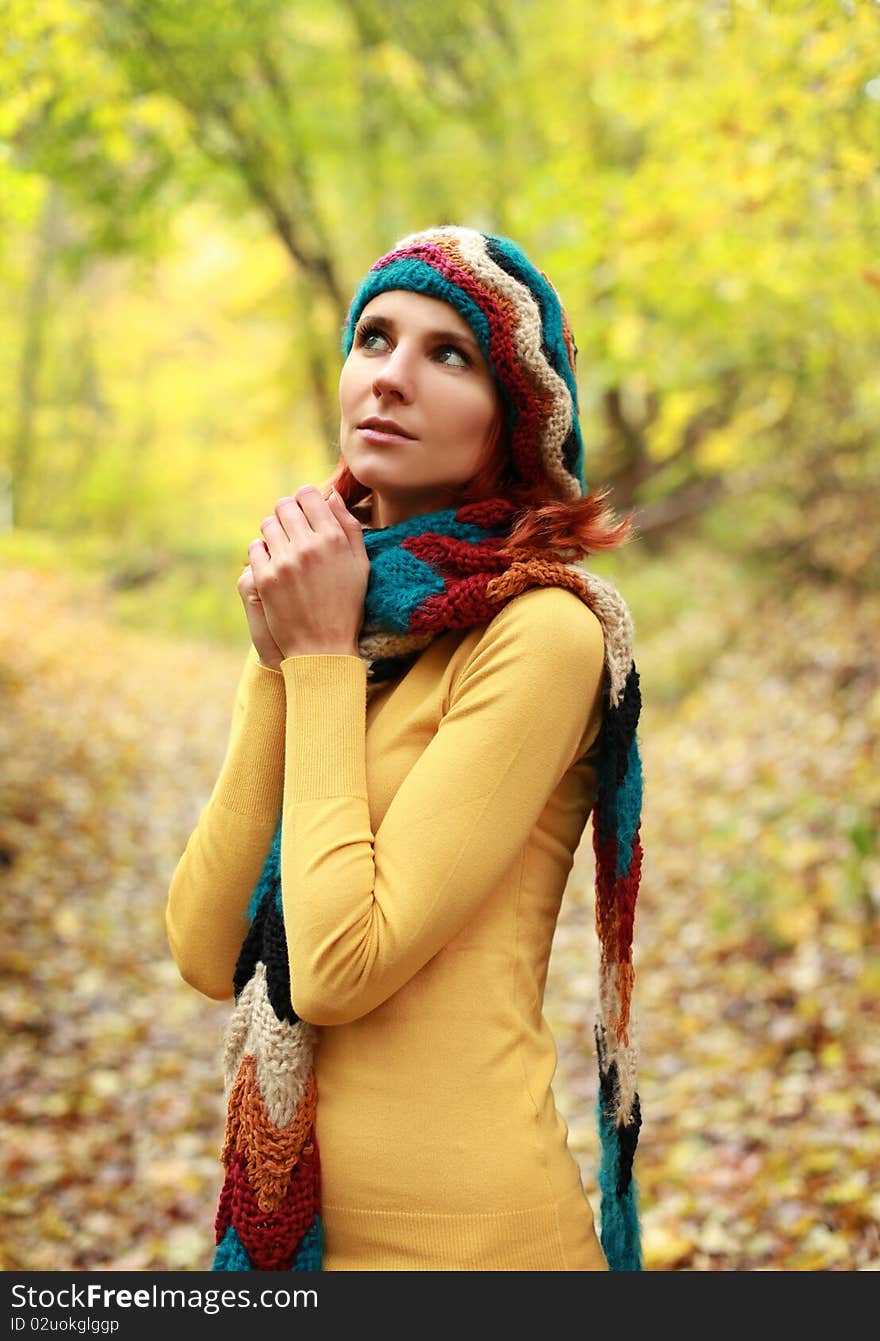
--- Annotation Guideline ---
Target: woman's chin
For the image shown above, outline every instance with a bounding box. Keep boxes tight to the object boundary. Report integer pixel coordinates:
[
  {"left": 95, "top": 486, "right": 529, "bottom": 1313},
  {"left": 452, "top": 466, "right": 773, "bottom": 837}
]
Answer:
[{"left": 346, "top": 465, "right": 413, "bottom": 496}]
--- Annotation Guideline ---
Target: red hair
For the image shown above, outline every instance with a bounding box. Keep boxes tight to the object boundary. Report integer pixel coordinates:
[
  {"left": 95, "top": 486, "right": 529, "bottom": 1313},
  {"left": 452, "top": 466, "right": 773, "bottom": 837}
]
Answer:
[{"left": 321, "top": 412, "right": 635, "bottom": 562}]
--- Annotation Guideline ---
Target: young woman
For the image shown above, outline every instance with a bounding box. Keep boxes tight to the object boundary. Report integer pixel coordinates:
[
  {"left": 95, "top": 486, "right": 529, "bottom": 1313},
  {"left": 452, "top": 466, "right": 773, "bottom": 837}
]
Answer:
[{"left": 165, "top": 226, "right": 644, "bottom": 1273}]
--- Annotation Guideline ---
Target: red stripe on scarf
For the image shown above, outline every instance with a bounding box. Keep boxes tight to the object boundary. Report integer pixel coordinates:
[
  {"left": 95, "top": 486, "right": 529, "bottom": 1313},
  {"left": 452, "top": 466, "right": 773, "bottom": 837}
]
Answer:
[
  {"left": 409, "top": 575, "right": 499, "bottom": 633},
  {"left": 215, "top": 1141, "right": 320, "bottom": 1272},
  {"left": 402, "top": 532, "right": 509, "bottom": 577}
]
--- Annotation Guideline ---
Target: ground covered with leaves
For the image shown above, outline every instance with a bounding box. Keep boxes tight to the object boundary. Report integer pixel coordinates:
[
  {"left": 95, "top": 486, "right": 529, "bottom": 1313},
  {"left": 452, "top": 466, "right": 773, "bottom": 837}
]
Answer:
[{"left": 1, "top": 562, "right": 877, "bottom": 1271}]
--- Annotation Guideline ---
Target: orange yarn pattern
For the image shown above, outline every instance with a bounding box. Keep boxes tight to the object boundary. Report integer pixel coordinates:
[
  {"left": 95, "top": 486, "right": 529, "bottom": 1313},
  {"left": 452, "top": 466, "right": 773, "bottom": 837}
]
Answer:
[
  {"left": 485, "top": 557, "right": 594, "bottom": 605},
  {"left": 221, "top": 1055, "right": 317, "bottom": 1214}
]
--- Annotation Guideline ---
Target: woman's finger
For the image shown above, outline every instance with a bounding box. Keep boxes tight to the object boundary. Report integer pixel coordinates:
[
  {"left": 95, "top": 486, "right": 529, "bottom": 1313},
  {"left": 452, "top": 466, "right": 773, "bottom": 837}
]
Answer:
[
  {"left": 259, "top": 513, "right": 286, "bottom": 550},
  {"left": 327, "top": 488, "right": 368, "bottom": 558},
  {"left": 285, "top": 485, "right": 341, "bottom": 538},
  {"left": 275, "top": 491, "right": 316, "bottom": 542},
  {"left": 238, "top": 562, "right": 262, "bottom": 601},
  {"left": 247, "top": 537, "right": 270, "bottom": 573}
]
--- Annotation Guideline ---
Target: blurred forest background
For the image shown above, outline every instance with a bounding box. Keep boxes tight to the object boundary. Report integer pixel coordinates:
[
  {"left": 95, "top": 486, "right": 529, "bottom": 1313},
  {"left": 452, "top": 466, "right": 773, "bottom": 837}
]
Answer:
[{"left": 1, "top": 0, "right": 878, "bottom": 1272}]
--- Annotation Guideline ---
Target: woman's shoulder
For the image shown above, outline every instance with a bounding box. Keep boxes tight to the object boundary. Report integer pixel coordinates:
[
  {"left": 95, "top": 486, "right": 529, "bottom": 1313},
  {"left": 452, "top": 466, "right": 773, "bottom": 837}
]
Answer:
[
  {"left": 455, "top": 582, "right": 606, "bottom": 686},
  {"left": 491, "top": 583, "right": 604, "bottom": 649}
]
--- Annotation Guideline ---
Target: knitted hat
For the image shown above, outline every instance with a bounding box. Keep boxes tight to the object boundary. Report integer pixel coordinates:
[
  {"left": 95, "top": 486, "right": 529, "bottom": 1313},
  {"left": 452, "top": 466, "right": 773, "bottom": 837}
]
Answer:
[{"left": 341, "top": 225, "right": 586, "bottom": 503}]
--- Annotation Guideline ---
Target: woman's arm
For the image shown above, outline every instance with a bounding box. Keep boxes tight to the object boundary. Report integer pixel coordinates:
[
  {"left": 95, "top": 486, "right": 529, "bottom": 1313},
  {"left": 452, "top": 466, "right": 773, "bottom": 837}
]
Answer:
[
  {"left": 165, "top": 645, "right": 287, "bottom": 999},
  {"left": 280, "top": 586, "right": 606, "bottom": 1026}
]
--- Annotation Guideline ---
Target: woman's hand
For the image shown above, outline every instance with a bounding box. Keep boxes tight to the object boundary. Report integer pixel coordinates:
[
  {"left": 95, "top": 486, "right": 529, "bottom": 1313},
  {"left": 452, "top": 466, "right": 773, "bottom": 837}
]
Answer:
[{"left": 240, "top": 485, "right": 369, "bottom": 664}]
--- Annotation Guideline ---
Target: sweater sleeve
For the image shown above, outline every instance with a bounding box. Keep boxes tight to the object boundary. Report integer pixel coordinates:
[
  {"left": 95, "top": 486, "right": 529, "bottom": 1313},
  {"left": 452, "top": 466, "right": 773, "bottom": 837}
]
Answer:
[
  {"left": 280, "top": 587, "right": 606, "bottom": 1027},
  {"left": 165, "top": 644, "right": 287, "bottom": 1000}
]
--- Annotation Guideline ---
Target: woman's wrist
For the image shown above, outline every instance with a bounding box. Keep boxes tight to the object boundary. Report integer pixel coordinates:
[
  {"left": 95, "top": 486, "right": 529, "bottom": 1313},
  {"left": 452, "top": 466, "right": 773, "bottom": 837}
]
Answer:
[{"left": 280, "top": 644, "right": 361, "bottom": 660}]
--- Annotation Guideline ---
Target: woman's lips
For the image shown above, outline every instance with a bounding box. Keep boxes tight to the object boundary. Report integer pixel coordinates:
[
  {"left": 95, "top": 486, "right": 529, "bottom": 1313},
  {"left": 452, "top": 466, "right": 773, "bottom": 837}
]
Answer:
[{"left": 357, "top": 426, "right": 417, "bottom": 444}]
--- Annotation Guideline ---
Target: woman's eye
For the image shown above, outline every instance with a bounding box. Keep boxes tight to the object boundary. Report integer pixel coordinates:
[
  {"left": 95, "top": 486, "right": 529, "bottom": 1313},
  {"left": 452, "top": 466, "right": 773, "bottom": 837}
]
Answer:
[
  {"left": 435, "top": 344, "right": 470, "bottom": 368},
  {"left": 356, "top": 324, "right": 389, "bottom": 351}
]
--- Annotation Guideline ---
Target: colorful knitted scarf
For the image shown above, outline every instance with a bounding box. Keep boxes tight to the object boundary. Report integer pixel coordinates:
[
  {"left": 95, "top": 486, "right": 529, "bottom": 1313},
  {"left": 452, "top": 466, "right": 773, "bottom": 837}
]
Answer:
[
  {"left": 211, "top": 502, "right": 643, "bottom": 1273},
  {"left": 211, "top": 226, "right": 644, "bottom": 1272}
]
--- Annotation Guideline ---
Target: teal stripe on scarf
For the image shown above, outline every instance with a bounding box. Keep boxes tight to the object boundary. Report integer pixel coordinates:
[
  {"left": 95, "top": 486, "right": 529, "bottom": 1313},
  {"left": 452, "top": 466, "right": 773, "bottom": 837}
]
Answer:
[
  {"left": 213, "top": 1225, "right": 251, "bottom": 1270},
  {"left": 362, "top": 509, "right": 511, "bottom": 634},
  {"left": 597, "top": 1097, "right": 642, "bottom": 1271},
  {"left": 291, "top": 1215, "right": 323, "bottom": 1270},
  {"left": 364, "top": 544, "right": 446, "bottom": 633},
  {"left": 247, "top": 820, "right": 283, "bottom": 921},
  {"left": 616, "top": 735, "right": 643, "bottom": 878},
  {"left": 594, "top": 727, "right": 643, "bottom": 879},
  {"left": 362, "top": 508, "right": 501, "bottom": 550}
]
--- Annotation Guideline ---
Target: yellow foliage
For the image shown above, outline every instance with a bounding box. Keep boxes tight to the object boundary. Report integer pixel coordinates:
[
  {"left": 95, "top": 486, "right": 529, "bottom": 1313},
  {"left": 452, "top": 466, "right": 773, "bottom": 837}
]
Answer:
[
  {"left": 694, "top": 385, "right": 795, "bottom": 473},
  {"left": 815, "top": 1091, "right": 855, "bottom": 1116},
  {"left": 0, "top": 75, "right": 54, "bottom": 136},
  {"left": 824, "top": 924, "right": 865, "bottom": 956},
  {"left": 643, "top": 1223, "right": 695, "bottom": 1269},
  {"left": 857, "top": 958, "right": 880, "bottom": 995},
  {"left": 769, "top": 903, "right": 818, "bottom": 946},
  {"left": 607, "top": 312, "right": 647, "bottom": 361},
  {"left": 803, "top": 1150, "right": 838, "bottom": 1175},
  {"left": 780, "top": 837, "right": 829, "bottom": 871},
  {"left": 695, "top": 424, "right": 738, "bottom": 473},
  {"left": 838, "top": 145, "right": 876, "bottom": 185},
  {"left": 649, "top": 389, "right": 704, "bottom": 463},
  {"left": 372, "top": 43, "right": 425, "bottom": 96},
  {"left": 823, "top": 1178, "right": 869, "bottom": 1205},
  {"left": 818, "top": 1042, "right": 845, "bottom": 1070}
]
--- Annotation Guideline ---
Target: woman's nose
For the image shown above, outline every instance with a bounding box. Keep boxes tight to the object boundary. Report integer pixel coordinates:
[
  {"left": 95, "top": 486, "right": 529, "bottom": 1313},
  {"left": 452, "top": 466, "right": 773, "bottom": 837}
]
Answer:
[{"left": 371, "top": 344, "right": 414, "bottom": 402}]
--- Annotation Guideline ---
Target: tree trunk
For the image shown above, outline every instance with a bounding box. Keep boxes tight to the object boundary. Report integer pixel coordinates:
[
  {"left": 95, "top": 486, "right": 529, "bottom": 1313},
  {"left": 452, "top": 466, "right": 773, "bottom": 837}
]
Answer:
[{"left": 10, "top": 186, "right": 64, "bottom": 529}]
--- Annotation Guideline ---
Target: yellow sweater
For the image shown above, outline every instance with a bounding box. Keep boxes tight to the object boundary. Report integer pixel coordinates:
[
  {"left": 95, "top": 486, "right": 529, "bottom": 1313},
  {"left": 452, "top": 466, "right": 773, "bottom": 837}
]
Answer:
[{"left": 166, "top": 585, "right": 609, "bottom": 1270}]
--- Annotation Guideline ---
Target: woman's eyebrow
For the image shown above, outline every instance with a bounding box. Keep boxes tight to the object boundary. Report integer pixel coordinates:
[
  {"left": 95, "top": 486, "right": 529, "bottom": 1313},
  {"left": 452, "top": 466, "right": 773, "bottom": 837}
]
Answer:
[
  {"left": 431, "top": 328, "right": 480, "bottom": 351},
  {"left": 357, "top": 312, "right": 393, "bottom": 330}
]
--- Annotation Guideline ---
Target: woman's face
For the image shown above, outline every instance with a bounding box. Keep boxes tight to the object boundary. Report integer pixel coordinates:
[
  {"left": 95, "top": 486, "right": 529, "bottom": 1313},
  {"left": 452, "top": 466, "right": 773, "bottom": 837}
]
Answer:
[{"left": 338, "top": 289, "right": 501, "bottom": 528}]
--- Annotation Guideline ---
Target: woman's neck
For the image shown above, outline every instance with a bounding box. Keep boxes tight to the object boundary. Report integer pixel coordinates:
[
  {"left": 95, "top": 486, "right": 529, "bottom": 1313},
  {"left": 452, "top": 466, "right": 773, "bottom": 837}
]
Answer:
[{"left": 367, "top": 491, "right": 459, "bottom": 530}]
